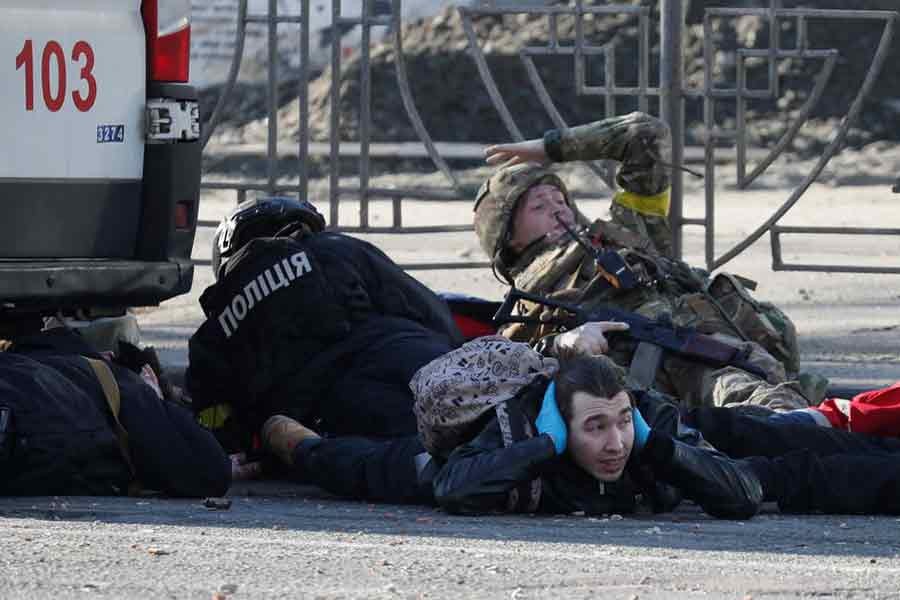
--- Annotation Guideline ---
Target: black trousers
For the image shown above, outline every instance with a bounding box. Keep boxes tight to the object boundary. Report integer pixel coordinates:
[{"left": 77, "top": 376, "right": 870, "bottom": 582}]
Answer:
[
  {"left": 290, "top": 406, "right": 900, "bottom": 516},
  {"left": 687, "top": 407, "right": 900, "bottom": 514},
  {"left": 292, "top": 435, "right": 433, "bottom": 505},
  {"left": 317, "top": 330, "right": 453, "bottom": 439}
]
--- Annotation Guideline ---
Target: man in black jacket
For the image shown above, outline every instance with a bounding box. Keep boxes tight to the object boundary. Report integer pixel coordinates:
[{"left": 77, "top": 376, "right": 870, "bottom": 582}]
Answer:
[
  {"left": 187, "top": 198, "right": 462, "bottom": 450},
  {"left": 259, "top": 354, "right": 900, "bottom": 519}
]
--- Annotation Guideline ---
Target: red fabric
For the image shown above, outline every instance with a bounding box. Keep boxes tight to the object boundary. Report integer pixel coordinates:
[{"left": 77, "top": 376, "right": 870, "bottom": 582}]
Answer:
[
  {"left": 452, "top": 314, "right": 496, "bottom": 341},
  {"left": 815, "top": 382, "right": 900, "bottom": 436}
]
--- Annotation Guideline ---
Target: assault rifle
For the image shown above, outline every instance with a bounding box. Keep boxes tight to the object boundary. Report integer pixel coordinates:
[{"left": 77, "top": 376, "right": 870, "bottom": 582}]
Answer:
[
  {"left": 553, "top": 215, "right": 748, "bottom": 341},
  {"left": 492, "top": 287, "right": 767, "bottom": 388}
]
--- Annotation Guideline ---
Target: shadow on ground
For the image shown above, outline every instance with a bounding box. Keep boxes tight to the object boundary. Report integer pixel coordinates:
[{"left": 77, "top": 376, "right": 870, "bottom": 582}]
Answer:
[{"left": 2, "top": 481, "right": 899, "bottom": 561}]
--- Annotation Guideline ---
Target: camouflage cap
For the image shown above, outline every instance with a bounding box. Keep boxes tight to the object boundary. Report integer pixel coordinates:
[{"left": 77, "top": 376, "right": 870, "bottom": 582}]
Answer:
[{"left": 473, "top": 162, "right": 573, "bottom": 267}]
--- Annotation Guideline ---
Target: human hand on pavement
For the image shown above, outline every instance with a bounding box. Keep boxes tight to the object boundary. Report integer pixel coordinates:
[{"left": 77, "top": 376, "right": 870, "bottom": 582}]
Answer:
[
  {"left": 553, "top": 321, "right": 630, "bottom": 357},
  {"left": 230, "top": 452, "right": 263, "bottom": 481},
  {"left": 484, "top": 138, "right": 548, "bottom": 166},
  {"left": 536, "top": 381, "right": 567, "bottom": 454}
]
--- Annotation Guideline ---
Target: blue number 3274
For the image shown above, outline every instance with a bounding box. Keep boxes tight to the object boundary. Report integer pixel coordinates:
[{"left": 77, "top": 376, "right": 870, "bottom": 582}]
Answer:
[{"left": 96, "top": 125, "right": 125, "bottom": 143}]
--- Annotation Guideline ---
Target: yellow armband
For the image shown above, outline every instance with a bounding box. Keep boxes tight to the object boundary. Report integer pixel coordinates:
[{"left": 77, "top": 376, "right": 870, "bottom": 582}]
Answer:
[{"left": 613, "top": 187, "right": 671, "bottom": 218}]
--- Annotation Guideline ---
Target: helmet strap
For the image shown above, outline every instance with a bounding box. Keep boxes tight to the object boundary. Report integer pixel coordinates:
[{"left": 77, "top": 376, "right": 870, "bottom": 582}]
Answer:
[{"left": 274, "top": 220, "right": 314, "bottom": 240}]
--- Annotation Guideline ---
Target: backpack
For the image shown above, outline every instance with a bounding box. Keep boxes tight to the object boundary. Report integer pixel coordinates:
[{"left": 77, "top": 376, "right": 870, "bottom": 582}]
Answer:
[
  {"left": 706, "top": 273, "right": 800, "bottom": 376},
  {"left": 410, "top": 336, "right": 558, "bottom": 457}
]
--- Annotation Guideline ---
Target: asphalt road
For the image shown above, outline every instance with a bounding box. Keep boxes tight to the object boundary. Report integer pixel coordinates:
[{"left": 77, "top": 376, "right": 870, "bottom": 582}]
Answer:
[
  {"left": 3, "top": 180, "right": 900, "bottom": 598},
  {"left": 3, "top": 483, "right": 900, "bottom": 599}
]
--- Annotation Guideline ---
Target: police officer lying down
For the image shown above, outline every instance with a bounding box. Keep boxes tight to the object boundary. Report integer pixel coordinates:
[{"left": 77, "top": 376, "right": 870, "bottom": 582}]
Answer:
[
  {"left": 259, "top": 350, "right": 900, "bottom": 519},
  {"left": 187, "top": 197, "right": 462, "bottom": 451}
]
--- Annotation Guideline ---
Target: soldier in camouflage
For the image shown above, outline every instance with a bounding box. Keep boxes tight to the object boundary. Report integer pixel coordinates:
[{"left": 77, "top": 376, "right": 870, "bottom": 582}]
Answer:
[{"left": 475, "top": 112, "right": 825, "bottom": 410}]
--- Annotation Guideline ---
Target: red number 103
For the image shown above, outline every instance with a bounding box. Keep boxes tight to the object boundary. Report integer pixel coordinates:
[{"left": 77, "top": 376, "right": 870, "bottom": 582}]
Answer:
[{"left": 15, "top": 39, "right": 97, "bottom": 112}]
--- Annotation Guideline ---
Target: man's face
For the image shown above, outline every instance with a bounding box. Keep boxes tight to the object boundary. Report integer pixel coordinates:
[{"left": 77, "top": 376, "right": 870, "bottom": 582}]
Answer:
[
  {"left": 566, "top": 390, "right": 634, "bottom": 482},
  {"left": 509, "top": 184, "right": 576, "bottom": 253}
]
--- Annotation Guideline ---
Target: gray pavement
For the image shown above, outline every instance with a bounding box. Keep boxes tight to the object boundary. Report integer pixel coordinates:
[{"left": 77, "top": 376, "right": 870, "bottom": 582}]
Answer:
[
  {"left": 3, "top": 179, "right": 900, "bottom": 598},
  {"left": 3, "top": 484, "right": 900, "bottom": 599}
]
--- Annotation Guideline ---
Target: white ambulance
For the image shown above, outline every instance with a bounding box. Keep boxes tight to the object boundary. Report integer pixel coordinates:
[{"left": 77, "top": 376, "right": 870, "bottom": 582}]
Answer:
[{"left": 0, "top": 0, "right": 200, "bottom": 325}]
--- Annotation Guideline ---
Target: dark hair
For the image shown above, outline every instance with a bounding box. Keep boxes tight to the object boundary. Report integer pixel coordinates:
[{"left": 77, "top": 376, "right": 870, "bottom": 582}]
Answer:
[
  {"left": 554, "top": 355, "right": 630, "bottom": 422},
  {"left": 113, "top": 342, "right": 185, "bottom": 407}
]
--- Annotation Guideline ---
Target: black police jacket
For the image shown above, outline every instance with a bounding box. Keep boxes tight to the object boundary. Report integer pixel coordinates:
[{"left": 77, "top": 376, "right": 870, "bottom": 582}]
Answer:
[
  {"left": 187, "top": 231, "right": 463, "bottom": 437},
  {"left": 432, "top": 386, "right": 764, "bottom": 519},
  {"left": 0, "top": 329, "right": 230, "bottom": 497}
]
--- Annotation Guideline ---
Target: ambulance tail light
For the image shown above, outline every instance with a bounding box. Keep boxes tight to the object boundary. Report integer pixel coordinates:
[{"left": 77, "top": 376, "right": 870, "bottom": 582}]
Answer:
[{"left": 142, "top": 0, "right": 192, "bottom": 83}]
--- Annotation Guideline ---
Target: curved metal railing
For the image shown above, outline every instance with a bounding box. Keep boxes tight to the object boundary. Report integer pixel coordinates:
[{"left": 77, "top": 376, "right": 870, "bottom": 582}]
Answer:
[{"left": 196, "top": 0, "right": 899, "bottom": 273}]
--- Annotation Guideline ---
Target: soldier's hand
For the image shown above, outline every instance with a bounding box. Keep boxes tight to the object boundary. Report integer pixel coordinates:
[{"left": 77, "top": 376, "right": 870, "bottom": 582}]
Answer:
[
  {"left": 553, "top": 321, "right": 630, "bottom": 357},
  {"left": 484, "top": 139, "right": 548, "bottom": 166}
]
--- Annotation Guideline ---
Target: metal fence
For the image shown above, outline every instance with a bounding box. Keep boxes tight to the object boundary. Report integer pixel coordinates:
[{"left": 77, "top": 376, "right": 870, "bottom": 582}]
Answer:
[{"left": 198, "top": 0, "right": 899, "bottom": 273}]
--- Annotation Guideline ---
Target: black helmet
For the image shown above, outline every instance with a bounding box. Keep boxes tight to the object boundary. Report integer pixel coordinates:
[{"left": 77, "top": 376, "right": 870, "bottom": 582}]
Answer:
[{"left": 211, "top": 196, "right": 326, "bottom": 279}]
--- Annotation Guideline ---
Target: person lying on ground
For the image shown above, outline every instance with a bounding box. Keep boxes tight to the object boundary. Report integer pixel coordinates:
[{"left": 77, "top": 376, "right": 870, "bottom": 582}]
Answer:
[
  {"left": 761, "top": 382, "right": 900, "bottom": 437},
  {"left": 256, "top": 353, "right": 900, "bottom": 518},
  {"left": 0, "top": 328, "right": 230, "bottom": 497},
  {"left": 187, "top": 197, "right": 462, "bottom": 453},
  {"left": 475, "top": 111, "right": 825, "bottom": 410}
]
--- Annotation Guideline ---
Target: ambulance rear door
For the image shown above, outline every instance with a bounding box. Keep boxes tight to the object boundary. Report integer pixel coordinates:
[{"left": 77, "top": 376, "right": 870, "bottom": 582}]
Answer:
[{"left": 0, "top": 0, "right": 146, "bottom": 258}]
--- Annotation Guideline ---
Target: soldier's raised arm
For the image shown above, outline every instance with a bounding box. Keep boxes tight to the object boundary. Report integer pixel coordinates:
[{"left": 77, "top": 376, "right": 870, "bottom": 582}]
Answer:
[
  {"left": 486, "top": 112, "right": 671, "bottom": 195},
  {"left": 485, "top": 112, "right": 675, "bottom": 257}
]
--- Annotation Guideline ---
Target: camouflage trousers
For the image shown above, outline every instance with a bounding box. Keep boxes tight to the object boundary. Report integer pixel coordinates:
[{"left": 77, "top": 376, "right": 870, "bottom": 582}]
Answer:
[{"left": 654, "top": 333, "right": 811, "bottom": 411}]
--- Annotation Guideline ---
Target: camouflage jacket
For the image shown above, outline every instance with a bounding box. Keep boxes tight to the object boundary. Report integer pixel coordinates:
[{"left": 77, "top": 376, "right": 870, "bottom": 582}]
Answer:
[{"left": 499, "top": 217, "right": 728, "bottom": 354}]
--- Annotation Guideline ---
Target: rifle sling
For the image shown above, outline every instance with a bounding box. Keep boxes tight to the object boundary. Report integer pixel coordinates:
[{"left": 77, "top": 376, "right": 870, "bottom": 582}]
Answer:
[{"left": 627, "top": 342, "right": 664, "bottom": 391}]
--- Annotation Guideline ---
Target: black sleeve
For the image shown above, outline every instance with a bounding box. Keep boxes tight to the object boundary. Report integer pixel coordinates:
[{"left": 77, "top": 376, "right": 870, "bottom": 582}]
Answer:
[
  {"left": 639, "top": 430, "right": 764, "bottom": 519},
  {"left": 433, "top": 415, "right": 556, "bottom": 515},
  {"left": 116, "top": 365, "right": 231, "bottom": 498},
  {"left": 185, "top": 319, "right": 242, "bottom": 416},
  {"left": 353, "top": 237, "right": 463, "bottom": 345},
  {"left": 636, "top": 389, "right": 711, "bottom": 449}
]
